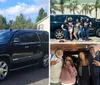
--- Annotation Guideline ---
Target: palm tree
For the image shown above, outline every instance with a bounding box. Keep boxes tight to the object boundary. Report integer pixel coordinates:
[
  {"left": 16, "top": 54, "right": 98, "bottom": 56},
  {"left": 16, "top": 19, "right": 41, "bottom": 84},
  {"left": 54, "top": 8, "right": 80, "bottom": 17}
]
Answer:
[
  {"left": 55, "top": 0, "right": 70, "bottom": 14},
  {"left": 81, "top": 4, "right": 90, "bottom": 15},
  {"left": 88, "top": 4, "right": 94, "bottom": 15},
  {"left": 50, "top": 0, "right": 59, "bottom": 14},
  {"left": 67, "top": 0, "right": 79, "bottom": 14},
  {"left": 95, "top": 0, "right": 98, "bottom": 19},
  {"left": 94, "top": 0, "right": 100, "bottom": 19}
]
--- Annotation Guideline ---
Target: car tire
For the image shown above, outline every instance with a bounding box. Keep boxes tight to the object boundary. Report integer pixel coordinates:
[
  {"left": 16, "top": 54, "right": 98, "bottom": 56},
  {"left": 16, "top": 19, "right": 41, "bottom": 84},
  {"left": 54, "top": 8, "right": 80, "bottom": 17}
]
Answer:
[
  {"left": 96, "top": 28, "right": 100, "bottom": 37},
  {"left": 0, "top": 59, "right": 9, "bottom": 81},
  {"left": 39, "top": 54, "right": 49, "bottom": 68},
  {"left": 54, "top": 29, "right": 64, "bottom": 39}
]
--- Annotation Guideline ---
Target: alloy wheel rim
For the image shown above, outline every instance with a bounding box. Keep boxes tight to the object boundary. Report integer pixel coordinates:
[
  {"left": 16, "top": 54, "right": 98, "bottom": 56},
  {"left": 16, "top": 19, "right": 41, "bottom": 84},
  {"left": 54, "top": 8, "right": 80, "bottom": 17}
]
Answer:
[
  {"left": 98, "top": 30, "right": 100, "bottom": 36},
  {"left": 55, "top": 30, "right": 64, "bottom": 39},
  {"left": 0, "top": 61, "right": 8, "bottom": 80}
]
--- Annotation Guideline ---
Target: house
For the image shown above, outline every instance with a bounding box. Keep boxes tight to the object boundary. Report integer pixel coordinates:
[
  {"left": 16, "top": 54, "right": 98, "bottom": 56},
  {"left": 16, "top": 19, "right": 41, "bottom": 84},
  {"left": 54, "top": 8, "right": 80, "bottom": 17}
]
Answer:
[{"left": 37, "top": 16, "right": 49, "bottom": 32}]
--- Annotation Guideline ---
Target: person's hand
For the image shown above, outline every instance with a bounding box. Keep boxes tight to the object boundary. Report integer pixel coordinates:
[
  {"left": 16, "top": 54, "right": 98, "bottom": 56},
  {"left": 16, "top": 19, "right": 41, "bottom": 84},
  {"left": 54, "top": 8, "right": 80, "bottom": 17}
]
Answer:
[
  {"left": 90, "top": 22, "right": 92, "bottom": 25},
  {"left": 93, "top": 60, "right": 100, "bottom": 66},
  {"left": 50, "top": 60, "right": 58, "bottom": 66},
  {"left": 66, "top": 60, "right": 71, "bottom": 66},
  {"left": 64, "top": 64, "right": 68, "bottom": 68},
  {"left": 62, "top": 28, "right": 66, "bottom": 30}
]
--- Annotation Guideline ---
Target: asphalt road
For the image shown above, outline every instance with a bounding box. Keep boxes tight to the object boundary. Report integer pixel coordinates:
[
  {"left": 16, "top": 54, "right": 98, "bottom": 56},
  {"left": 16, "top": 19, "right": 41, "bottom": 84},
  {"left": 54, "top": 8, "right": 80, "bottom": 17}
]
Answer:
[
  {"left": 51, "top": 37, "right": 100, "bottom": 43},
  {"left": 0, "top": 65, "right": 49, "bottom": 85}
]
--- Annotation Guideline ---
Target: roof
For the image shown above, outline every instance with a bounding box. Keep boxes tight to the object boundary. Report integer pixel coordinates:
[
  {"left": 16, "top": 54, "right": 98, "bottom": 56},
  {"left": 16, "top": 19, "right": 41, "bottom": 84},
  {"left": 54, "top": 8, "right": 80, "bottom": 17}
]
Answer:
[
  {"left": 0, "top": 29, "right": 48, "bottom": 33},
  {"left": 37, "top": 16, "right": 49, "bottom": 25},
  {"left": 18, "top": 29, "right": 48, "bottom": 33},
  {"left": 50, "top": 14, "right": 88, "bottom": 16}
]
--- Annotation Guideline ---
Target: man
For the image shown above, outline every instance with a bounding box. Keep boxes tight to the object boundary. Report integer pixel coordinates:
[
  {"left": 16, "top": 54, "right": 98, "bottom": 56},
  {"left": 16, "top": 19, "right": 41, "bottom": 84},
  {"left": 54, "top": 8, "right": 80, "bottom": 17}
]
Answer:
[
  {"left": 89, "top": 46, "right": 100, "bottom": 85},
  {"left": 50, "top": 48, "right": 64, "bottom": 85}
]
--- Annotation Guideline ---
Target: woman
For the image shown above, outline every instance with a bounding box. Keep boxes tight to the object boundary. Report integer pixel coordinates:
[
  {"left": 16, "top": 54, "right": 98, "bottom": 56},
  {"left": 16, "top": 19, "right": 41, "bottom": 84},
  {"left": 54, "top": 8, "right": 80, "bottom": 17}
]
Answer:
[
  {"left": 60, "top": 56, "right": 77, "bottom": 85},
  {"left": 78, "top": 18, "right": 84, "bottom": 41},
  {"left": 78, "top": 24, "right": 84, "bottom": 41},
  {"left": 73, "top": 19, "right": 80, "bottom": 40},
  {"left": 84, "top": 18, "right": 92, "bottom": 40},
  {"left": 68, "top": 17, "right": 74, "bottom": 41},
  {"left": 78, "top": 52, "right": 90, "bottom": 85},
  {"left": 61, "top": 20, "right": 69, "bottom": 40}
]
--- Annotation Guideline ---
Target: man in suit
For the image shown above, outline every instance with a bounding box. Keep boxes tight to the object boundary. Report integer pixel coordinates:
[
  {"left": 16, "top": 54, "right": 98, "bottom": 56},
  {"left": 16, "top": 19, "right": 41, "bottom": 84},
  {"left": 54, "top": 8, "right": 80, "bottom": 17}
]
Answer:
[{"left": 89, "top": 46, "right": 100, "bottom": 85}]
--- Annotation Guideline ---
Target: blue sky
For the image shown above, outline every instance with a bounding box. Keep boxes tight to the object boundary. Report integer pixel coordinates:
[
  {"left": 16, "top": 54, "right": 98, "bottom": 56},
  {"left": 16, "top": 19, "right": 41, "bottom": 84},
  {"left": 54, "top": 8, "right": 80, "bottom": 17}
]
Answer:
[{"left": 0, "top": 0, "right": 49, "bottom": 23}]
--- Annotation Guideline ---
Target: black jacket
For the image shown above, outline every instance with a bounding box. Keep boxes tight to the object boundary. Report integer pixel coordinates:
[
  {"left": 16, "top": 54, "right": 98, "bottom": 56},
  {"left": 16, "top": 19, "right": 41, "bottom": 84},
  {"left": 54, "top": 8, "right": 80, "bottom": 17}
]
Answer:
[{"left": 89, "top": 51, "right": 100, "bottom": 77}]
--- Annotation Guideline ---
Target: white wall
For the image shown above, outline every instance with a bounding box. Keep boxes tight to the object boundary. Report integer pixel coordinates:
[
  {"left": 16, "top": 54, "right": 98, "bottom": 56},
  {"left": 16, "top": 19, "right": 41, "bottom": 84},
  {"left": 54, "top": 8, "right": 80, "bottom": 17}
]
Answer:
[{"left": 37, "top": 17, "right": 49, "bottom": 32}]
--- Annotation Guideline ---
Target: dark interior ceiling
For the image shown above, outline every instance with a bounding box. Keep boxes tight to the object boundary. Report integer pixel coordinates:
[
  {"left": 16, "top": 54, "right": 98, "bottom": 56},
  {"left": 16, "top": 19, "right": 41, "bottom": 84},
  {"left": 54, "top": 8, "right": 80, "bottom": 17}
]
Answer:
[{"left": 50, "top": 44, "right": 98, "bottom": 51}]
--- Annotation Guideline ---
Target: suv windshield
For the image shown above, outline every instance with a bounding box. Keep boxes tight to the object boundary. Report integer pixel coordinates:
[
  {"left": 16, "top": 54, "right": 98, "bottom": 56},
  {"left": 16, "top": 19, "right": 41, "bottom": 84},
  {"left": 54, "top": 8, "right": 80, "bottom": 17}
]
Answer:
[{"left": 0, "top": 30, "right": 14, "bottom": 44}]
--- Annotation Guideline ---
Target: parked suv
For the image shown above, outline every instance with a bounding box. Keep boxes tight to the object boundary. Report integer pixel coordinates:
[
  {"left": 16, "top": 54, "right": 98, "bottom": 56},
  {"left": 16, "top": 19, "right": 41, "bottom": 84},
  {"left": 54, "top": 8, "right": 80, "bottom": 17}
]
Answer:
[
  {"left": 0, "top": 29, "right": 49, "bottom": 81},
  {"left": 50, "top": 15, "right": 100, "bottom": 39}
]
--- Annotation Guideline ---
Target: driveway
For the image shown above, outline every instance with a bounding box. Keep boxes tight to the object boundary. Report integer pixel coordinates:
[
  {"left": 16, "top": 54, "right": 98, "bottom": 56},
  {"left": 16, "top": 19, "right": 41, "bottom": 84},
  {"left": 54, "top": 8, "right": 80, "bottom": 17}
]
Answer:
[
  {"left": 0, "top": 65, "right": 49, "bottom": 85},
  {"left": 50, "top": 36, "right": 100, "bottom": 43}
]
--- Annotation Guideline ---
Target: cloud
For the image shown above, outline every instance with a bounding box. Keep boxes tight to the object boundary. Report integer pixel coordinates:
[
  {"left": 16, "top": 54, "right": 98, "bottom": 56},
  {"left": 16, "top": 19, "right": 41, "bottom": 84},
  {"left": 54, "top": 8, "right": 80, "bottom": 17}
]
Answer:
[
  {"left": 30, "top": 0, "right": 49, "bottom": 5},
  {"left": 0, "top": 0, "right": 6, "bottom": 3},
  {"left": 0, "top": 2, "right": 48, "bottom": 22},
  {"left": 0, "top": 2, "right": 40, "bottom": 16}
]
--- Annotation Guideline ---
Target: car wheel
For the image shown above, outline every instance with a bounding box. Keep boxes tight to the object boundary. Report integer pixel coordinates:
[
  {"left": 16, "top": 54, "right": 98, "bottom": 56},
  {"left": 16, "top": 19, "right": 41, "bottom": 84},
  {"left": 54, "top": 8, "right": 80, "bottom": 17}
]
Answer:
[
  {"left": 0, "top": 59, "right": 9, "bottom": 81},
  {"left": 96, "top": 28, "right": 100, "bottom": 37},
  {"left": 55, "top": 29, "right": 64, "bottom": 39},
  {"left": 40, "top": 54, "right": 48, "bottom": 68}
]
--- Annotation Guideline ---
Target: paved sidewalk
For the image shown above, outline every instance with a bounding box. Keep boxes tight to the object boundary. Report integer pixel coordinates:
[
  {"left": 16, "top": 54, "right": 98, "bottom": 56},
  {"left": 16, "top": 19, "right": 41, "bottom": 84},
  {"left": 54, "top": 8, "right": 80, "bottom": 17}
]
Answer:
[{"left": 51, "top": 37, "right": 100, "bottom": 43}]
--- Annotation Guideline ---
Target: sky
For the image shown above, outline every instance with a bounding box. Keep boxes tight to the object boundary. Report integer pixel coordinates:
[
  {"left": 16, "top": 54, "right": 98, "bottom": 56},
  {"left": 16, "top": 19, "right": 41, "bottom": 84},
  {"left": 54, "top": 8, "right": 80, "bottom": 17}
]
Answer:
[{"left": 0, "top": 0, "right": 49, "bottom": 23}]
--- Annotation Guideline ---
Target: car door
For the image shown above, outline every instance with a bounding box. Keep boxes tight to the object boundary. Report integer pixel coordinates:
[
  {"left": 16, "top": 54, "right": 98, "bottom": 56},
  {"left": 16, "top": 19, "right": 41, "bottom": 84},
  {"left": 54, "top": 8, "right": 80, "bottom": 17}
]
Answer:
[
  {"left": 10, "top": 31, "right": 35, "bottom": 63},
  {"left": 38, "top": 32, "right": 49, "bottom": 54},
  {"left": 28, "top": 31, "right": 43, "bottom": 61}
]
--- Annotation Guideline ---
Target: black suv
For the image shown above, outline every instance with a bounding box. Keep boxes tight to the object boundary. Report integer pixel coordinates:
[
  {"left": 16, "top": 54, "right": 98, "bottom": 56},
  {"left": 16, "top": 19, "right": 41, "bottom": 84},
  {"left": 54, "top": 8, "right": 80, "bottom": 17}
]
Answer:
[
  {"left": 50, "top": 15, "right": 100, "bottom": 39},
  {"left": 0, "top": 29, "right": 49, "bottom": 80}
]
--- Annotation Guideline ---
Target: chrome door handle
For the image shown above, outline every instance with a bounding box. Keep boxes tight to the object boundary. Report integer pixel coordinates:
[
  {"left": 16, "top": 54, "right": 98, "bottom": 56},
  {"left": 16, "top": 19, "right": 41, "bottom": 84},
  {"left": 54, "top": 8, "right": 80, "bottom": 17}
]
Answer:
[{"left": 25, "top": 46, "right": 29, "bottom": 48}]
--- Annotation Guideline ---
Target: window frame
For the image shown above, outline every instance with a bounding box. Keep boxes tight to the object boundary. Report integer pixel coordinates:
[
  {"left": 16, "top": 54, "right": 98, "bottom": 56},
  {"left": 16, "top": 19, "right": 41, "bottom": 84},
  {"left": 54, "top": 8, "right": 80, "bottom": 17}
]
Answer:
[{"left": 11, "top": 31, "right": 40, "bottom": 44}]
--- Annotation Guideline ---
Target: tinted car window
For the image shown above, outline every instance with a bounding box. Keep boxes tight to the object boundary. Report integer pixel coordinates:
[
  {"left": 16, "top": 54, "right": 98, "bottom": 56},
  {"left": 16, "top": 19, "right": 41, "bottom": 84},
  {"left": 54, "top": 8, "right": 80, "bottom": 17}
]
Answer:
[
  {"left": 38, "top": 32, "right": 49, "bottom": 42},
  {"left": 50, "top": 16, "right": 55, "bottom": 22},
  {"left": 55, "top": 15, "right": 66, "bottom": 22},
  {"left": 42, "top": 32, "right": 49, "bottom": 42},
  {"left": 54, "top": 15, "right": 79, "bottom": 22},
  {"left": 14, "top": 31, "right": 39, "bottom": 43},
  {"left": 0, "top": 30, "right": 14, "bottom": 44},
  {"left": 79, "top": 15, "right": 90, "bottom": 21},
  {"left": 67, "top": 15, "right": 78, "bottom": 22},
  {"left": 30, "top": 32, "right": 40, "bottom": 42}
]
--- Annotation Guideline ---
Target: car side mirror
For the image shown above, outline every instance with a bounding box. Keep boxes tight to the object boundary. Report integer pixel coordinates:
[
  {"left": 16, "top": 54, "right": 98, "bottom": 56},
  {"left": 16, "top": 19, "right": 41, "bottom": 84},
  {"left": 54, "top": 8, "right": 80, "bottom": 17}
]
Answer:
[{"left": 13, "top": 38, "right": 20, "bottom": 43}]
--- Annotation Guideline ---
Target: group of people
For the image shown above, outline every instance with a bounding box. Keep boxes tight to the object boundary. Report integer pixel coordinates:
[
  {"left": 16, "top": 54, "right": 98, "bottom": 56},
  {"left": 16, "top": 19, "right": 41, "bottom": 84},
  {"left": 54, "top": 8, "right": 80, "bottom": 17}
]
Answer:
[
  {"left": 61, "top": 17, "right": 92, "bottom": 41},
  {"left": 50, "top": 46, "right": 100, "bottom": 85}
]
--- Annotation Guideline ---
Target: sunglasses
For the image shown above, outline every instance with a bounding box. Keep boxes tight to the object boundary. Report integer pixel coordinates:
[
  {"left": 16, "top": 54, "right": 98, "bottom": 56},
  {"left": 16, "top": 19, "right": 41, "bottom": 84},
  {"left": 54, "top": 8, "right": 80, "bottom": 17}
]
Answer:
[{"left": 66, "top": 59, "right": 71, "bottom": 61}]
